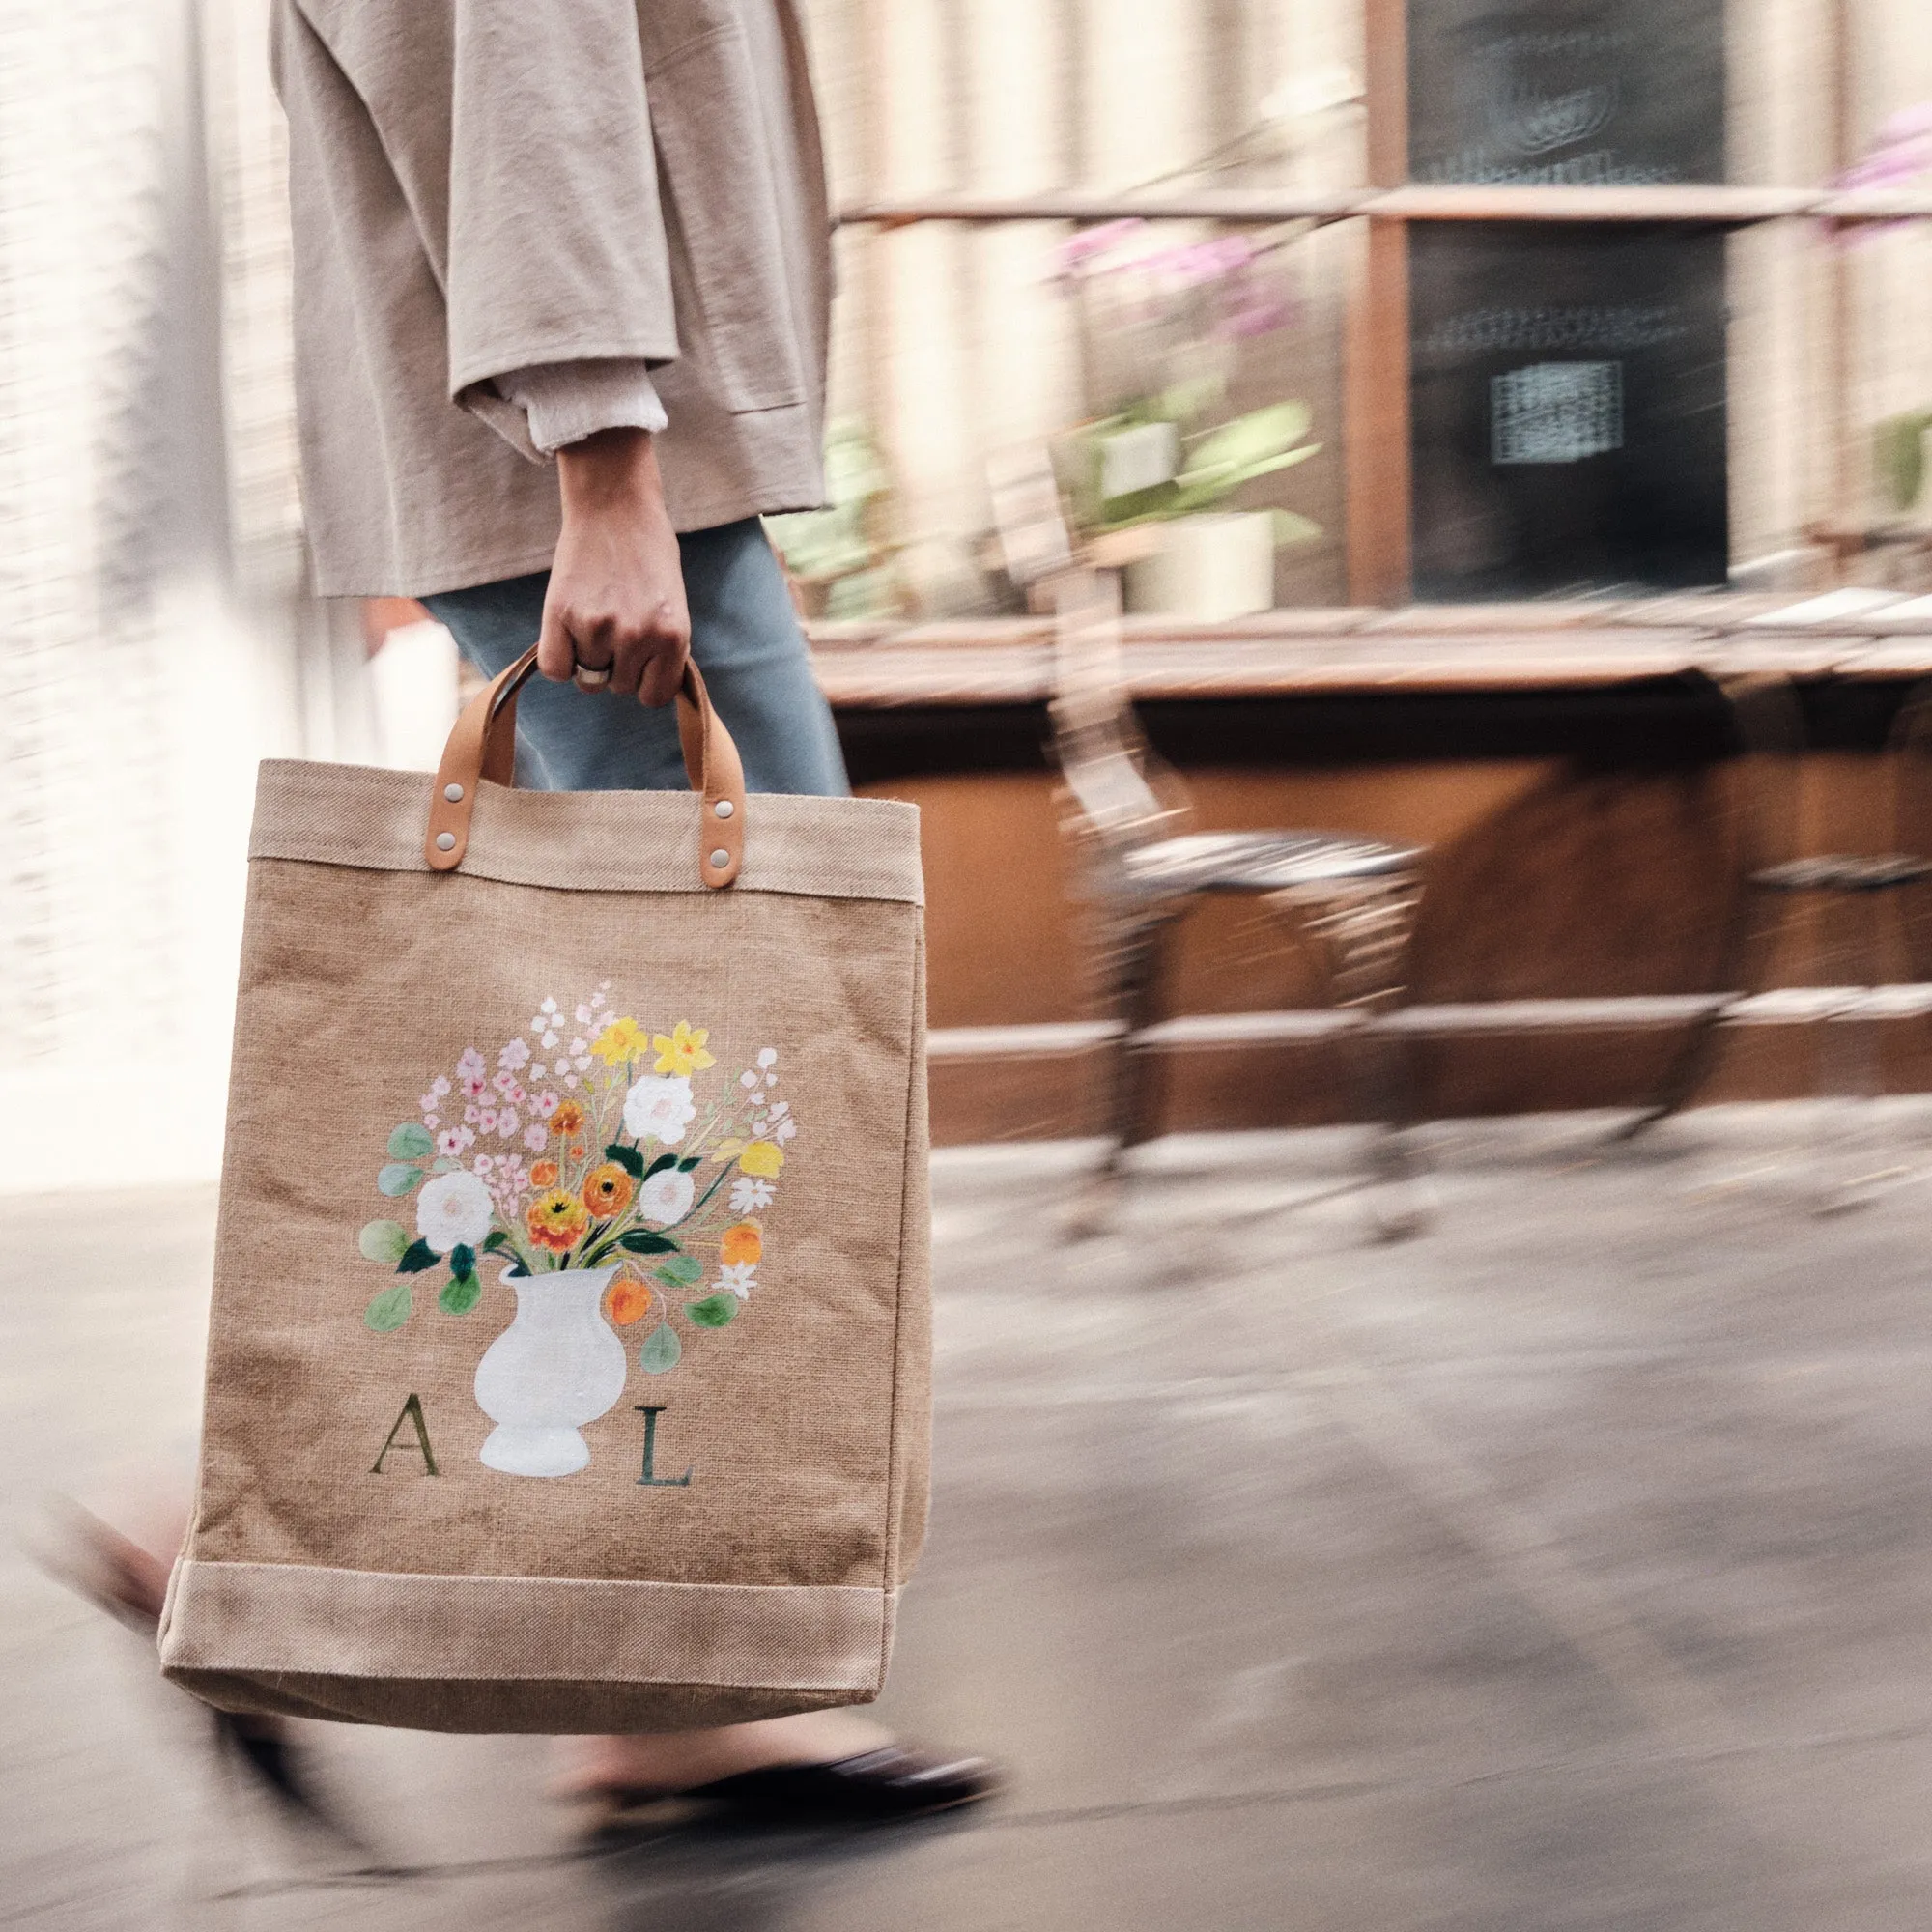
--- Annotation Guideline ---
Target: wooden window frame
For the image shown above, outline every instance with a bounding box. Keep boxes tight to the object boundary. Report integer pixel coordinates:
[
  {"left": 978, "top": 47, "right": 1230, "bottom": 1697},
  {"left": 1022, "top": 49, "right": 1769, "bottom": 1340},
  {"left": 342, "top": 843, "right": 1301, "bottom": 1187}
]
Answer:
[{"left": 838, "top": 0, "right": 1917, "bottom": 610}]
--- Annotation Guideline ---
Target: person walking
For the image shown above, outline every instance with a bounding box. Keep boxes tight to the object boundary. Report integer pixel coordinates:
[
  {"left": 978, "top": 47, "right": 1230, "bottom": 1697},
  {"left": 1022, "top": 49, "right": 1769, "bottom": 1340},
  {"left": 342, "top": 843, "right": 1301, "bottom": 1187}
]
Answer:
[{"left": 52, "top": 0, "right": 991, "bottom": 1837}]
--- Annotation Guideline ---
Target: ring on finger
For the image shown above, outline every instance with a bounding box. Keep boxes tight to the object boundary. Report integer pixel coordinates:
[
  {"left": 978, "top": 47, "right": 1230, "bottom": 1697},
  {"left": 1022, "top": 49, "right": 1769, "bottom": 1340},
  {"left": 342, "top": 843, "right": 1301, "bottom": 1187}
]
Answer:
[{"left": 573, "top": 662, "right": 612, "bottom": 691}]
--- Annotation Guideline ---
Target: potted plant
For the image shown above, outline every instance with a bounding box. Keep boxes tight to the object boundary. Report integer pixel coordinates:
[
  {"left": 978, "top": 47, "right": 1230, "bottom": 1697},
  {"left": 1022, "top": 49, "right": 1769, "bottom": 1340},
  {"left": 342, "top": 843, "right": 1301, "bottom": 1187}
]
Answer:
[
  {"left": 1052, "top": 222, "right": 1322, "bottom": 618},
  {"left": 767, "top": 419, "right": 906, "bottom": 619}
]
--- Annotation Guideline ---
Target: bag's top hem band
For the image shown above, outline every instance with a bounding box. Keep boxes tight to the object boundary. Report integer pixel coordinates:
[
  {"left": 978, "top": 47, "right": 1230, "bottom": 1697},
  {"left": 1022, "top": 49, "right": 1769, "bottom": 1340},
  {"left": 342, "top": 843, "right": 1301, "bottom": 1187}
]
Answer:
[{"left": 249, "top": 761, "right": 924, "bottom": 906}]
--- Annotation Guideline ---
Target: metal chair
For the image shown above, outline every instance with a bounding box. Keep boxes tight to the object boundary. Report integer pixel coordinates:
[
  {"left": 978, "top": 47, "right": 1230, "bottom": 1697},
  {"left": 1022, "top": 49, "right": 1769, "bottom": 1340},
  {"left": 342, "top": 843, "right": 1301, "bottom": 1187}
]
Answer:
[
  {"left": 1048, "top": 568, "right": 1429, "bottom": 1234},
  {"left": 1625, "top": 671, "right": 1932, "bottom": 1202}
]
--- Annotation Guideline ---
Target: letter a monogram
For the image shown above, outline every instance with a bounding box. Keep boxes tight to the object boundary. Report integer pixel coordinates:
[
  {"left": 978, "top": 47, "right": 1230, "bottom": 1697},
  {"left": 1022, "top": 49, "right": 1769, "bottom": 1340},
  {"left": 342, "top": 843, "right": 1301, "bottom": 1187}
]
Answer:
[
  {"left": 636, "top": 1406, "right": 694, "bottom": 1488},
  {"left": 372, "top": 1392, "right": 440, "bottom": 1475}
]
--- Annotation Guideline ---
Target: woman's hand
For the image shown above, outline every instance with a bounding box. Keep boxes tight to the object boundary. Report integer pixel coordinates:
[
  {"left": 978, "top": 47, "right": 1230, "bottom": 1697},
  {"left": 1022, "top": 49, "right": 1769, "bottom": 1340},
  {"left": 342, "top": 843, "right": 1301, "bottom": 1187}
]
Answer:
[{"left": 540, "top": 428, "right": 690, "bottom": 706}]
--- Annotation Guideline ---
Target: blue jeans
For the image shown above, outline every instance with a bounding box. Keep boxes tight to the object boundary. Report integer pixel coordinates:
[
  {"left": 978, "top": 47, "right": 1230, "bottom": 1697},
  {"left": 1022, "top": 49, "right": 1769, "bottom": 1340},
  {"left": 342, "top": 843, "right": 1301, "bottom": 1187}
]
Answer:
[{"left": 423, "top": 519, "right": 850, "bottom": 798}]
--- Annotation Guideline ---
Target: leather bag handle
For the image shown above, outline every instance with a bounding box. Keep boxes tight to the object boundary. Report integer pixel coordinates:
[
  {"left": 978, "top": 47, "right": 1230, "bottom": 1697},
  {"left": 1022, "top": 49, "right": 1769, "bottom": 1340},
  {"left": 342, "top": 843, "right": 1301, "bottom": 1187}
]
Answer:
[{"left": 424, "top": 649, "right": 746, "bottom": 888}]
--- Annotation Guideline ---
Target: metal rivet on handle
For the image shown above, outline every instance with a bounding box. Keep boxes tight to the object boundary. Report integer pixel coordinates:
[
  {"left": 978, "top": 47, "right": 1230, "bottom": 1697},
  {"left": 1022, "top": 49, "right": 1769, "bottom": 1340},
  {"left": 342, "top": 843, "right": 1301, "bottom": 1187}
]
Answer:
[
  {"left": 713, "top": 799, "right": 734, "bottom": 819},
  {"left": 443, "top": 782, "right": 464, "bottom": 803},
  {"left": 709, "top": 848, "right": 730, "bottom": 869},
  {"left": 436, "top": 831, "right": 456, "bottom": 852}
]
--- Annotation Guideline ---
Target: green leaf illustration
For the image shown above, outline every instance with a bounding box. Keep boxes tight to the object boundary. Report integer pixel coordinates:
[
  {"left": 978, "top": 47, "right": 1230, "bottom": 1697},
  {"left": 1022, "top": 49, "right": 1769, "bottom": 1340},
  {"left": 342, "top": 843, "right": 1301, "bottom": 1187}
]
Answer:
[
  {"left": 642, "top": 1152, "right": 678, "bottom": 1180},
  {"left": 655, "top": 1255, "right": 704, "bottom": 1288},
  {"left": 676, "top": 1155, "right": 701, "bottom": 1172},
  {"left": 684, "top": 1293, "right": 738, "bottom": 1329},
  {"left": 603, "top": 1143, "right": 645, "bottom": 1179},
  {"left": 619, "top": 1232, "right": 679, "bottom": 1255},
  {"left": 449, "top": 1243, "right": 476, "bottom": 1284},
  {"left": 483, "top": 1230, "right": 513, "bottom": 1254},
  {"left": 358, "top": 1219, "right": 411, "bottom": 1264},
  {"left": 439, "top": 1273, "right": 482, "bottom": 1316},
  {"left": 640, "top": 1322, "right": 682, "bottom": 1374},
  {"left": 364, "top": 1283, "right": 412, "bottom": 1332},
  {"left": 397, "top": 1238, "right": 440, "bottom": 1275},
  {"left": 387, "top": 1122, "right": 435, "bottom": 1160},
  {"left": 378, "top": 1162, "right": 425, "bottom": 1197}
]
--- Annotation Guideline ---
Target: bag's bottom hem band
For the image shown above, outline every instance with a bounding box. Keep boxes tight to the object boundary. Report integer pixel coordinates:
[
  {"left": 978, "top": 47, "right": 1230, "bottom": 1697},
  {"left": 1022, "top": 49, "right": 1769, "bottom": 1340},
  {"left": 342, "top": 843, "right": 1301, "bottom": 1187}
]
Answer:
[{"left": 158, "top": 1560, "right": 894, "bottom": 1732}]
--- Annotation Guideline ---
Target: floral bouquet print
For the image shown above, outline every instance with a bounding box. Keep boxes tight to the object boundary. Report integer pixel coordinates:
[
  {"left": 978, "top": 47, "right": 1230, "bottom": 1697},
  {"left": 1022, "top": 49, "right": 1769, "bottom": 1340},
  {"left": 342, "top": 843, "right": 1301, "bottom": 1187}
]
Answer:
[{"left": 356, "top": 985, "right": 799, "bottom": 1475}]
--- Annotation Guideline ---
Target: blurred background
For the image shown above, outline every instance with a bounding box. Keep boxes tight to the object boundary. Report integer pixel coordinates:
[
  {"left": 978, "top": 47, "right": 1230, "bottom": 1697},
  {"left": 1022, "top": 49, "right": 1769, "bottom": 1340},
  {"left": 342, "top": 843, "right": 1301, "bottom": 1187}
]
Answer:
[
  {"left": 13, "top": 1, "right": 1932, "bottom": 1925},
  {"left": 11, "top": 0, "right": 1932, "bottom": 1182}
]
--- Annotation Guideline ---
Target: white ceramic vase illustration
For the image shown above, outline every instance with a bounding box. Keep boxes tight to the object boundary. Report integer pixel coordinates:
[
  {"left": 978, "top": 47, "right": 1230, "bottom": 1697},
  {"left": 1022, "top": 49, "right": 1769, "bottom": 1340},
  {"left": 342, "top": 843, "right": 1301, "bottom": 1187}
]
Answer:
[{"left": 474, "top": 1264, "right": 628, "bottom": 1478}]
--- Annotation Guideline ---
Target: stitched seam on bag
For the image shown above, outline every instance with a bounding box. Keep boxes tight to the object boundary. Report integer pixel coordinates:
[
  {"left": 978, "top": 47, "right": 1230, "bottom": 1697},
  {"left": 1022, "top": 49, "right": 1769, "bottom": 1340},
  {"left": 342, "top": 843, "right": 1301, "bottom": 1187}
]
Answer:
[
  {"left": 173, "top": 1561, "right": 883, "bottom": 1593},
  {"left": 246, "top": 848, "right": 923, "bottom": 906},
  {"left": 876, "top": 925, "right": 923, "bottom": 1686}
]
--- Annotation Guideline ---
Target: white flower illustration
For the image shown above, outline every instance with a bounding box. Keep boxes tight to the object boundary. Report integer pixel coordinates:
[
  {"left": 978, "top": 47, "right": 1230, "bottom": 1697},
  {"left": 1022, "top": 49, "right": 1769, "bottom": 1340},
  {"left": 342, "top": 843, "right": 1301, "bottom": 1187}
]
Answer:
[
  {"left": 721, "top": 1262, "right": 757, "bottom": 1300},
  {"left": 624, "top": 1074, "right": 696, "bottom": 1145},
  {"left": 729, "top": 1176, "right": 776, "bottom": 1214},
  {"left": 417, "top": 1170, "right": 493, "bottom": 1251},
  {"left": 636, "top": 1167, "right": 696, "bottom": 1228}
]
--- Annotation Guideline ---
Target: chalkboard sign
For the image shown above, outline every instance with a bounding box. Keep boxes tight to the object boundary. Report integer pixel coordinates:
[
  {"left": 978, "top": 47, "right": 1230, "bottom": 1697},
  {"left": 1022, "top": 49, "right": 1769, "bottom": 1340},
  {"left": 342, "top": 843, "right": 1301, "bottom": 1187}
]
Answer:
[
  {"left": 1409, "top": 225, "right": 1729, "bottom": 599},
  {"left": 1406, "top": 1, "right": 1728, "bottom": 598},
  {"left": 1409, "top": 0, "right": 1725, "bottom": 185}
]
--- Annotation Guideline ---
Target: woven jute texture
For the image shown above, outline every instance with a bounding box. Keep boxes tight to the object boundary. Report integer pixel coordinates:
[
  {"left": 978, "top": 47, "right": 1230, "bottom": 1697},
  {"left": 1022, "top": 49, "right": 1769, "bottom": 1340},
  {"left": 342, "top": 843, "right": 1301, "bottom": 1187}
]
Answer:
[{"left": 159, "top": 763, "right": 931, "bottom": 1733}]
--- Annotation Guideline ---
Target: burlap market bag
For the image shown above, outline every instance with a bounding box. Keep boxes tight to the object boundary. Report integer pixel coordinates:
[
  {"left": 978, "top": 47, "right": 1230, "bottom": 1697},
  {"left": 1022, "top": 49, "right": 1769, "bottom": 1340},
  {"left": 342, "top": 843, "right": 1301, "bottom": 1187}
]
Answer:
[{"left": 158, "top": 650, "right": 930, "bottom": 1733}]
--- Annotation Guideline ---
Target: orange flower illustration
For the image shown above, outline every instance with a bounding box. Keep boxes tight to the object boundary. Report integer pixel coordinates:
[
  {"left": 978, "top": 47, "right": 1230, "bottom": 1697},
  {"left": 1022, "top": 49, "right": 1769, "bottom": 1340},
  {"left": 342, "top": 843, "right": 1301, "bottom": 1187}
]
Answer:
[
  {"left": 606, "top": 1272, "right": 656, "bottom": 1326},
  {"left": 720, "top": 1221, "right": 763, "bottom": 1266},
  {"left": 549, "top": 1099, "right": 586, "bottom": 1140},
  {"left": 526, "top": 1188, "right": 588, "bottom": 1253},
  {"left": 582, "top": 1161, "right": 636, "bottom": 1222},
  {"left": 529, "top": 1158, "right": 560, "bottom": 1189}
]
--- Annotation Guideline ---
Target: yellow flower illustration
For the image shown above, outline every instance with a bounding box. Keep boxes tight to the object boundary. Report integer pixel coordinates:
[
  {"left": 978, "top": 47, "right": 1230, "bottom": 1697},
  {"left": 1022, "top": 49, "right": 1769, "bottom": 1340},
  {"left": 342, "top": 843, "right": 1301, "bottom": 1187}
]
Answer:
[
  {"left": 591, "top": 1017, "right": 650, "bottom": 1065},
  {"left": 739, "top": 1141, "right": 784, "bottom": 1178},
  {"left": 653, "top": 1021, "right": 716, "bottom": 1076},
  {"left": 526, "top": 1188, "right": 589, "bottom": 1253}
]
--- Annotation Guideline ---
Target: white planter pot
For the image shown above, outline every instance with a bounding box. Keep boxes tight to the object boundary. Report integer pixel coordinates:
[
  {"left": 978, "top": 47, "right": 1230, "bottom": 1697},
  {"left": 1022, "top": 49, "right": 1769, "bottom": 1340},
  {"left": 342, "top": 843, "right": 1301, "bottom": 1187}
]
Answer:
[
  {"left": 473, "top": 1264, "right": 628, "bottom": 1478},
  {"left": 1123, "top": 511, "right": 1278, "bottom": 621}
]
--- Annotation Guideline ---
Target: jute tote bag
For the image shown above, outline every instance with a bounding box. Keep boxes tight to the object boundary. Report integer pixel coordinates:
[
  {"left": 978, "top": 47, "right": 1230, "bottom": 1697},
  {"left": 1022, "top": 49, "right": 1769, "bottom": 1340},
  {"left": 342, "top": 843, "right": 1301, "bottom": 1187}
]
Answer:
[{"left": 158, "top": 650, "right": 931, "bottom": 1732}]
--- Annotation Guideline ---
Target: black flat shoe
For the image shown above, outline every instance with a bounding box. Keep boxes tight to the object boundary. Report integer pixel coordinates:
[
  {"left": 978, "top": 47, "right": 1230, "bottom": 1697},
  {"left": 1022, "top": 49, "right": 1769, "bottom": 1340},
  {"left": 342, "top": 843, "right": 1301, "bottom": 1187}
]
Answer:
[
  {"left": 694, "top": 1747, "right": 999, "bottom": 1824},
  {"left": 586, "top": 1747, "right": 999, "bottom": 1833}
]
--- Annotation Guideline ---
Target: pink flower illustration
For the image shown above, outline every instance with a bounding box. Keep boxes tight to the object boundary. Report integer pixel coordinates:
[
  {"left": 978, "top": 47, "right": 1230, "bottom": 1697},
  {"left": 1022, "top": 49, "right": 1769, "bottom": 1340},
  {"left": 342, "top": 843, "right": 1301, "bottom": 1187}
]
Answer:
[
  {"left": 437, "top": 1125, "right": 475, "bottom": 1157},
  {"left": 524, "top": 1123, "right": 548, "bottom": 1152},
  {"left": 497, "top": 1037, "right": 530, "bottom": 1071}
]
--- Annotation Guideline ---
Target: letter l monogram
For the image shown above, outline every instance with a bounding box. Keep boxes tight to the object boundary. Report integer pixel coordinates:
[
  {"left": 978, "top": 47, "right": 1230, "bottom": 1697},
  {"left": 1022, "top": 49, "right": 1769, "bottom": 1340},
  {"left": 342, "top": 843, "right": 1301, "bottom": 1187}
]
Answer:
[{"left": 636, "top": 1406, "right": 694, "bottom": 1487}]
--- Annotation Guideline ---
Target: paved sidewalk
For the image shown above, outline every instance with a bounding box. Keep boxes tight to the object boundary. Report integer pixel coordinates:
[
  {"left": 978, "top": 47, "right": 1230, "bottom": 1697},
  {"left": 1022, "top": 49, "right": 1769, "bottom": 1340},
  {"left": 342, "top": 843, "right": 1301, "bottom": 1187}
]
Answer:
[{"left": 6, "top": 1108, "right": 1932, "bottom": 1929}]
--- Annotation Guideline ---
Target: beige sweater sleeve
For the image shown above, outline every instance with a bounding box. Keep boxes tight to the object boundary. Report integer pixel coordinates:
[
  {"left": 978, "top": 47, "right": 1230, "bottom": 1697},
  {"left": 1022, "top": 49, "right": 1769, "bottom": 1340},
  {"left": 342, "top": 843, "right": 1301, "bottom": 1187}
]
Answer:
[{"left": 294, "top": 0, "right": 680, "bottom": 418}]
